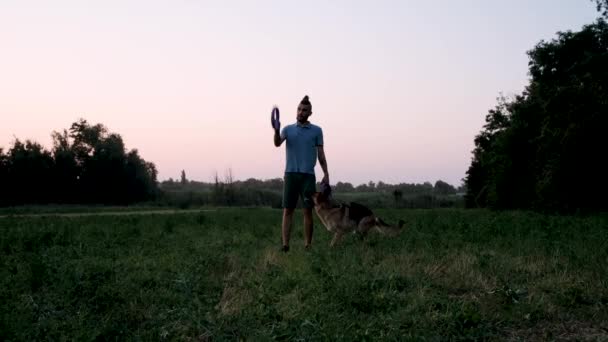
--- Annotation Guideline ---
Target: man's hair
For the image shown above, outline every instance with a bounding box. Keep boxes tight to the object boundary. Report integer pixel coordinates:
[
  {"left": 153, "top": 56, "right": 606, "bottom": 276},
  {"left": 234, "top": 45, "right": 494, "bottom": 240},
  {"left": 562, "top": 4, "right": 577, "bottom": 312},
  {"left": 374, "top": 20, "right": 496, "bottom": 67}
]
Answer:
[{"left": 300, "top": 95, "right": 312, "bottom": 109}]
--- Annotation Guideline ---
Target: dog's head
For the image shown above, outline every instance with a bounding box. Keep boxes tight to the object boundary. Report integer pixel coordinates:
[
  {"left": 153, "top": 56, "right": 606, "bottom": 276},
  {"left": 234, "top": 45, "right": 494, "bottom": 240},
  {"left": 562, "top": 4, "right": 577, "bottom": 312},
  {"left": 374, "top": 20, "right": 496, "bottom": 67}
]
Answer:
[
  {"left": 319, "top": 181, "right": 332, "bottom": 197},
  {"left": 312, "top": 191, "right": 330, "bottom": 206},
  {"left": 312, "top": 192, "right": 327, "bottom": 205},
  {"left": 312, "top": 181, "right": 332, "bottom": 206}
]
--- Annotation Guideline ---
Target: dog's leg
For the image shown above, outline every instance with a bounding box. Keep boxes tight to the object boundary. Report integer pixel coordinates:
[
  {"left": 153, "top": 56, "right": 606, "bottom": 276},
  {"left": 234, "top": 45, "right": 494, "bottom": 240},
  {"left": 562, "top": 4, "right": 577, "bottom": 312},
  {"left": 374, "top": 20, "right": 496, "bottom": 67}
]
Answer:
[
  {"left": 330, "top": 232, "right": 344, "bottom": 247},
  {"left": 357, "top": 216, "right": 375, "bottom": 240}
]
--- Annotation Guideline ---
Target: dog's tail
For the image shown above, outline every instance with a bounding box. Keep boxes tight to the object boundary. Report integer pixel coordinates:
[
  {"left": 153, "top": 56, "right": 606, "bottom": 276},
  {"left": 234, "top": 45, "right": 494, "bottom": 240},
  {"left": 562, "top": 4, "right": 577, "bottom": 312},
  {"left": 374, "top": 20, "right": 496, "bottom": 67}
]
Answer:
[{"left": 374, "top": 217, "right": 405, "bottom": 236}]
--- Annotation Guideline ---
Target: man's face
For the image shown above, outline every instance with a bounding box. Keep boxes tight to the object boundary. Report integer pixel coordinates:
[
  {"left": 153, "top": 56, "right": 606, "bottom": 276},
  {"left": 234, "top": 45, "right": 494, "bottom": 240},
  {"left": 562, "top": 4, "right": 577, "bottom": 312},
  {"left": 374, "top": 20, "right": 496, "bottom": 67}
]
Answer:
[{"left": 297, "top": 104, "right": 312, "bottom": 123}]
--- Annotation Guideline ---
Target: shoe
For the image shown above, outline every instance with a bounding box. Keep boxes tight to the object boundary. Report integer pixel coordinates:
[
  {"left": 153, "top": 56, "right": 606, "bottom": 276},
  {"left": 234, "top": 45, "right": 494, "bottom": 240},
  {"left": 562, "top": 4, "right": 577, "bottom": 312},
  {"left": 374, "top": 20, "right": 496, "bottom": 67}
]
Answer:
[{"left": 281, "top": 245, "right": 290, "bottom": 253}]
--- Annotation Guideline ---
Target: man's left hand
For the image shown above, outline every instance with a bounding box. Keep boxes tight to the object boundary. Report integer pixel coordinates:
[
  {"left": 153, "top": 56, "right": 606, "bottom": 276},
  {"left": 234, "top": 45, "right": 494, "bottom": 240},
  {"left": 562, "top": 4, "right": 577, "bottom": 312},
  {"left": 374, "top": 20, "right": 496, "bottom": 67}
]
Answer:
[{"left": 271, "top": 107, "right": 280, "bottom": 130}]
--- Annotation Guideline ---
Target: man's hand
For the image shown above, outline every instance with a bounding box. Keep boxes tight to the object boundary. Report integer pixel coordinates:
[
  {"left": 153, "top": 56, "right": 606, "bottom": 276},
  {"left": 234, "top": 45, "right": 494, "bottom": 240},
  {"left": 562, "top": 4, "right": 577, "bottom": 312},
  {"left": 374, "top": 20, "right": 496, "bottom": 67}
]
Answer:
[
  {"left": 271, "top": 107, "right": 280, "bottom": 131},
  {"left": 273, "top": 106, "right": 285, "bottom": 147},
  {"left": 322, "top": 174, "right": 329, "bottom": 185}
]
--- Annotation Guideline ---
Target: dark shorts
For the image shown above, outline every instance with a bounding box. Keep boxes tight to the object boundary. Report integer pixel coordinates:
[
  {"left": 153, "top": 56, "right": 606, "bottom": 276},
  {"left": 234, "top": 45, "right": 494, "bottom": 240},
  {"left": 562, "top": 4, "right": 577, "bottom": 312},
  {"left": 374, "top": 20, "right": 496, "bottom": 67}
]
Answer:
[{"left": 283, "top": 172, "right": 316, "bottom": 209}]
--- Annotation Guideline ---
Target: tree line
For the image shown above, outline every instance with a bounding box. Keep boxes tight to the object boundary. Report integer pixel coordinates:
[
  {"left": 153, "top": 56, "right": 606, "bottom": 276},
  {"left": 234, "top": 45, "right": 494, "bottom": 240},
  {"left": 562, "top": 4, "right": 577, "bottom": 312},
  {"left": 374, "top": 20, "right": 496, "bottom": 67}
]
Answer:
[
  {"left": 164, "top": 171, "right": 463, "bottom": 195},
  {"left": 464, "top": 2, "right": 608, "bottom": 213},
  {"left": 160, "top": 172, "right": 463, "bottom": 209},
  {"left": 0, "top": 119, "right": 158, "bottom": 206}
]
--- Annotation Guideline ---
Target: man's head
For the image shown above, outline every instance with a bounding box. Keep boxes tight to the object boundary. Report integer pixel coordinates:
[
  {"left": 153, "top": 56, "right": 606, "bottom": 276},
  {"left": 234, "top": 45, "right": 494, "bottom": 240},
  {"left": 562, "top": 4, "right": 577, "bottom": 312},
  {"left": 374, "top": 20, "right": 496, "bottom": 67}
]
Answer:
[{"left": 297, "top": 95, "right": 312, "bottom": 124}]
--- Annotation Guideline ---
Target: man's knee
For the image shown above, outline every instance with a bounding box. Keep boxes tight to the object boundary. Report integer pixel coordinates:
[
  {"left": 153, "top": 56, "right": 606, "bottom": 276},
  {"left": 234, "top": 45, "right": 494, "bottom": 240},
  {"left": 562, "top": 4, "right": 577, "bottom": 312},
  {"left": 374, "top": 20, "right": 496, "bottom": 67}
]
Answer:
[{"left": 283, "top": 208, "right": 296, "bottom": 216}]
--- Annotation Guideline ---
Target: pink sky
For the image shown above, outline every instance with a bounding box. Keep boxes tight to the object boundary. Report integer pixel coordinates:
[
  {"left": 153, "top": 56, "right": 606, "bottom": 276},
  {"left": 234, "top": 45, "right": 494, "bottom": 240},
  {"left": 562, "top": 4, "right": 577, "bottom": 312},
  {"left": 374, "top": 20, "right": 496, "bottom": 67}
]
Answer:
[{"left": 0, "top": 1, "right": 599, "bottom": 186}]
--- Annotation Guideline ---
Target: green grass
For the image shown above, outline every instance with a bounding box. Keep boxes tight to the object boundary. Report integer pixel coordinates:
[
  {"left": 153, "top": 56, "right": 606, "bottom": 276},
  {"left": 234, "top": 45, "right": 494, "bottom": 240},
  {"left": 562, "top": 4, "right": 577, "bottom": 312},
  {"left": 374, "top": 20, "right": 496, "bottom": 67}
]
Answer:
[
  {"left": 1, "top": 208, "right": 607, "bottom": 340},
  {"left": 0, "top": 204, "right": 169, "bottom": 216}
]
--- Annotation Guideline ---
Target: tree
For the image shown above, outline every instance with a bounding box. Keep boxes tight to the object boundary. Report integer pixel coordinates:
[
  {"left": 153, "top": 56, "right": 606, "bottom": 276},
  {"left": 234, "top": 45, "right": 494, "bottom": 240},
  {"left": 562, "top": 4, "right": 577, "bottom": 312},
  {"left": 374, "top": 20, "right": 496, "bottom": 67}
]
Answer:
[
  {"left": 0, "top": 148, "right": 8, "bottom": 206},
  {"left": 334, "top": 181, "right": 354, "bottom": 192},
  {"left": 433, "top": 180, "right": 456, "bottom": 195},
  {"left": 69, "top": 119, "right": 107, "bottom": 167},
  {"left": 6, "top": 140, "right": 55, "bottom": 204},
  {"left": 355, "top": 183, "right": 369, "bottom": 192},
  {"left": 0, "top": 119, "right": 159, "bottom": 206},
  {"left": 51, "top": 129, "right": 78, "bottom": 202},
  {"left": 464, "top": 18, "right": 608, "bottom": 212},
  {"left": 593, "top": 0, "right": 608, "bottom": 18},
  {"left": 125, "top": 149, "right": 158, "bottom": 202},
  {"left": 180, "top": 170, "right": 187, "bottom": 185},
  {"left": 392, "top": 189, "right": 403, "bottom": 207}
]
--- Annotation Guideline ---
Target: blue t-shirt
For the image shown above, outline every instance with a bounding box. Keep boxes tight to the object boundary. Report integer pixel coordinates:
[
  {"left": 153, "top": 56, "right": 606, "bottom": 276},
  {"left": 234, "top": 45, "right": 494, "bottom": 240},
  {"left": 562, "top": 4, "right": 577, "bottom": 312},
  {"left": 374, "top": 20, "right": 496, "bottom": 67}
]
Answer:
[{"left": 281, "top": 122, "right": 323, "bottom": 175}]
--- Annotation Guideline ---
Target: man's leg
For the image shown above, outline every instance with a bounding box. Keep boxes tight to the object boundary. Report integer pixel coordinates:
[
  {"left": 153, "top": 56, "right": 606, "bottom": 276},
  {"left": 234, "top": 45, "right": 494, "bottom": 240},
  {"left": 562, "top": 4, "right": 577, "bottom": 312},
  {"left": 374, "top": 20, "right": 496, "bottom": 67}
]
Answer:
[
  {"left": 281, "top": 173, "right": 299, "bottom": 252},
  {"left": 303, "top": 207, "right": 313, "bottom": 248},
  {"left": 282, "top": 208, "right": 295, "bottom": 250},
  {"left": 300, "top": 173, "right": 316, "bottom": 249}
]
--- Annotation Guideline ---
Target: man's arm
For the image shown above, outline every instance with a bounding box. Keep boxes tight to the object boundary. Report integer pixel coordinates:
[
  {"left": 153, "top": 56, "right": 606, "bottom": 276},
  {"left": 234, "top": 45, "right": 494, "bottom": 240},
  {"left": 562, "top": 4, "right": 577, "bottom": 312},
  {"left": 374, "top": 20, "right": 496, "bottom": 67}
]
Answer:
[
  {"left": 317, "top": 145, "right": 329, "bottom": 184},
  {"left": 274, "top": 128, "right": 285, "bottom": 147}
]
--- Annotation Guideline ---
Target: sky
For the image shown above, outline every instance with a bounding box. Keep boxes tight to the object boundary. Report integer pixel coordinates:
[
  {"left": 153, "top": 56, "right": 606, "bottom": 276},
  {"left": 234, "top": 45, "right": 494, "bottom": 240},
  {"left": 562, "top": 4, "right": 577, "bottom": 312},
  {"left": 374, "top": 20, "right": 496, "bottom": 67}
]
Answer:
[{"left": 0, "top": 0, "right": 600, "bottom": 186}]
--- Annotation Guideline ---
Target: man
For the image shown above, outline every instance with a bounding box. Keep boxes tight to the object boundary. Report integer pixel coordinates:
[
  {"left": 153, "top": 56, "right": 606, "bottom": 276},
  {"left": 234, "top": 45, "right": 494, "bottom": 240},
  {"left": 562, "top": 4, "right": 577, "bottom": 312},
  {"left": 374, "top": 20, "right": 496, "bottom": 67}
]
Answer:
[{"left": 272, "top": 95, "right": 329, "bottom": 252}]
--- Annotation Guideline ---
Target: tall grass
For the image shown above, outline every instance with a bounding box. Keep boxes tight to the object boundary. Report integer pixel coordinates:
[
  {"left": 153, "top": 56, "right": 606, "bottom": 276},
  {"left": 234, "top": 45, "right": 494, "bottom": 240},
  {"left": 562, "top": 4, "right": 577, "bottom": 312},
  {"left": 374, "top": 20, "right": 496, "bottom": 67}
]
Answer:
[{"left": 1, "top": 209, "right": 606, "bottom": 340}]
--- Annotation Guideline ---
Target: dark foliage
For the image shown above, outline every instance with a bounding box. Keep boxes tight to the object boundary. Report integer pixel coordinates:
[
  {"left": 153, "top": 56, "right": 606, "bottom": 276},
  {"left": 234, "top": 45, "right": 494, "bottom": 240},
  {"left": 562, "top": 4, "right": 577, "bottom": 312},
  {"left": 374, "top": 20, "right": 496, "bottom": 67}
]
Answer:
[
  {"left": 0, "top": 119, "right": 158, "bottom": 206},
  {"left": 465, "top": 17, "right": 608, "bottom": 212}
]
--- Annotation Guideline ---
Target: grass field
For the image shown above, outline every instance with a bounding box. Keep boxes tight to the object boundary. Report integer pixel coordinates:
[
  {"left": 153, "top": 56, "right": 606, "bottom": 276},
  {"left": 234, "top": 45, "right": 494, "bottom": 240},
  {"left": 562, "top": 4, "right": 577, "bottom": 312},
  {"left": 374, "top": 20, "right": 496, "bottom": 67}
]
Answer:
[
  {"left": 1, "top": 208, "right": 607, "bottom": 340},
  {"left": 0, "top": 204, "right": 168, "bottom": 216}
]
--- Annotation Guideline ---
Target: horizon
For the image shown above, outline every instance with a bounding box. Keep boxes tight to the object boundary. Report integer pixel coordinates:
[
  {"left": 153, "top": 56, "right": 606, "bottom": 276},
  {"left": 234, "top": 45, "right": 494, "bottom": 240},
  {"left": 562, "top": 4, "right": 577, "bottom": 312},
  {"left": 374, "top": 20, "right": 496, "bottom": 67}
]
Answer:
[
  {"left": 162, "top": 171, "right": 463, "bottom": 188},
  {"left": 1, "top": 1, "right": 599, "bottom": 187}
]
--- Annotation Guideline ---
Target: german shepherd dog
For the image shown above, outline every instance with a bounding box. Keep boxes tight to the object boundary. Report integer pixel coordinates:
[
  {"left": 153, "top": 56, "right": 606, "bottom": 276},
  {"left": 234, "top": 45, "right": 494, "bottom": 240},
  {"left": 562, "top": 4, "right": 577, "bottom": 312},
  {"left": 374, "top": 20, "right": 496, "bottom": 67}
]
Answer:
[{"left": 312, "top": 185, "right": 405, "bottom": 247}]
